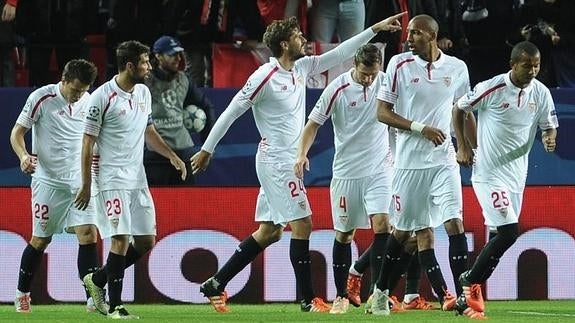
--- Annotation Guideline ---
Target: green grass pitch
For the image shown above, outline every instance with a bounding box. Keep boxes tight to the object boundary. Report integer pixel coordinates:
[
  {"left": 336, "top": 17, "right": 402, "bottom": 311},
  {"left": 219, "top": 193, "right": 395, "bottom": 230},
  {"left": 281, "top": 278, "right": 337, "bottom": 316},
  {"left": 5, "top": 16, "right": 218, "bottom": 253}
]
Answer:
[{"left": 1, "top": 301, "right": 575, "bottom": 322}]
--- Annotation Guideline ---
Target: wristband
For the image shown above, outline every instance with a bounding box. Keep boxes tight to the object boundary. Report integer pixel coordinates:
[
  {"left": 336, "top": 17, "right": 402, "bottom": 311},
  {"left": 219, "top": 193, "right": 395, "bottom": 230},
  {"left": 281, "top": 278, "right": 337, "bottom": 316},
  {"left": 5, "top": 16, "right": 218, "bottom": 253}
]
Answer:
[{"left": 410, "top": 121, "right": 425, "bottom": 133}]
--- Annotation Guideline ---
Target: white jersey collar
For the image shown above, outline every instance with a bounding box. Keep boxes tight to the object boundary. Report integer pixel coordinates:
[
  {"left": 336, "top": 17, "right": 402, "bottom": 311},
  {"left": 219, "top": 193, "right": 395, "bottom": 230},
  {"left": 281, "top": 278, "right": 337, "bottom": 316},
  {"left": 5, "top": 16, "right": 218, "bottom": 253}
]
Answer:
[
  {"left": 413, "top": 49, "right": 446, "bottom": 69},
  {"left": 504, "top": 71, "right": 534, "bottom": 94}
]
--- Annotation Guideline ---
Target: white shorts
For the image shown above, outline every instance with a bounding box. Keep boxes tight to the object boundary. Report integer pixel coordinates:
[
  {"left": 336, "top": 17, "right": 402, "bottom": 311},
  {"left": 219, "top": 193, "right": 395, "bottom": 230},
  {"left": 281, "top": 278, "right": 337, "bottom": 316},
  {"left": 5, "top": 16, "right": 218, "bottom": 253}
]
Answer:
[
  {"left": 330, "top": 171, "right": 392, "bottom": 232},
  {"left": 255, "top": 161, "right": 311, "bottom": 226},
  {"left": 97, "top": 188, "right": 156, "bottom": 238},
  {"left": 472, "top": 180, "right": 522, "bottom": 227},
  {"left": 391, "top": 164, "right": 463, "bottom": 231},
  {"left": 31, "top": 180, "right": 99, "bottom": 237}
]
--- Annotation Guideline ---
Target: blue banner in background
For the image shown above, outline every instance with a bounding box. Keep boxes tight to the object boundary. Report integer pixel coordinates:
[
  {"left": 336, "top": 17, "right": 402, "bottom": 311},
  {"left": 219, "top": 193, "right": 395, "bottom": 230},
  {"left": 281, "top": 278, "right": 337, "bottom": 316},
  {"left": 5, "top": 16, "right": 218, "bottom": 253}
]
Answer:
[{"left": 1, "top": 87, "right": 573, "bottom": 186}]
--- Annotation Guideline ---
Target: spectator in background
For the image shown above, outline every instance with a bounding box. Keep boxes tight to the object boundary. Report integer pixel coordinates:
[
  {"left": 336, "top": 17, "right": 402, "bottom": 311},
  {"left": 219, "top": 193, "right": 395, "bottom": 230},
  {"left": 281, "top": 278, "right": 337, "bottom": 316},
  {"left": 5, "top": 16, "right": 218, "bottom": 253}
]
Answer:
[
  {"left": 144, "top": 35, "right": 214, "bottom": 186},
  {"left": 309, "top": 0, "right": 366, "bottom": 43},
  {"left": 15, "top": 0, "right": 93, "bottom": 86},
  {"left": 364, "top": 0, "right": 401, "bottom": 69},
  {"left": 105, "top": 0, "right": 163, "bottom": 78},
  {"left": 0, "top": 0, "right": 17, "bottom": 86},
  {"left": 514, "top": 0, "right": 575, "bottom": 88}
]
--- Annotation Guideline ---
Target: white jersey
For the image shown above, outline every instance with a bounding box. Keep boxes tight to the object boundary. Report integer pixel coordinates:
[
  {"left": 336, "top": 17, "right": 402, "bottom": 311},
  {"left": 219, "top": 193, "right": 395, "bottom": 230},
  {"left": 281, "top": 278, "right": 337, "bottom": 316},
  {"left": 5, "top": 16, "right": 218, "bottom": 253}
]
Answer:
[
  {"left": 84, "top": 76, "right": 152, "bottom": 190},
  {"left": 201, "top": 28, "right": 377, "bottom": 164},
  {"left": 377, "top": 51, "right": 470, "bottom": 169},
  {"left": 16, "top": 83, "right": 91, "bottom": 189},
  {"left": 309, "top": 69, "right": 390, "bottom": 179},
  {"left": 457, "top": 72, "right": 559, "bottom": 192}
]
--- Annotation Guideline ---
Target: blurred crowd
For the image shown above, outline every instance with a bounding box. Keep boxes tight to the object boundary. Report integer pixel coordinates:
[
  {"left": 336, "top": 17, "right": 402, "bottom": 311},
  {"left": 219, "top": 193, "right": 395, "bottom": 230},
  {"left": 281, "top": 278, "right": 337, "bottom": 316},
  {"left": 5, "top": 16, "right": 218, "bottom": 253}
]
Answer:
[{"left": 0, "top": 0, "right": 573, "bottom": 88}]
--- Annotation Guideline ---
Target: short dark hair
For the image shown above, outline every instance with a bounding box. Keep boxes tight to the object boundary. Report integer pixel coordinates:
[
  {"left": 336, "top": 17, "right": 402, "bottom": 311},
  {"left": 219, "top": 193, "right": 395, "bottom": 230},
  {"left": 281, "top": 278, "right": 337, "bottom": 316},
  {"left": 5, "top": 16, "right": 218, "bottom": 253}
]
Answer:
[
  {"left": 511, "top": 41, "right": 540, "bottom": 64},
  {"left": 263, "top": 16, "right": 300, "bottom": 57},
  {"left": 116, "top": 40, "right": 150, "bottom": 72},
  {"left": 62, "top": 59, "right": 98, "bottom": 85},
  {"left": 354, "top": 44, "right": 382, "bottom": 68}
]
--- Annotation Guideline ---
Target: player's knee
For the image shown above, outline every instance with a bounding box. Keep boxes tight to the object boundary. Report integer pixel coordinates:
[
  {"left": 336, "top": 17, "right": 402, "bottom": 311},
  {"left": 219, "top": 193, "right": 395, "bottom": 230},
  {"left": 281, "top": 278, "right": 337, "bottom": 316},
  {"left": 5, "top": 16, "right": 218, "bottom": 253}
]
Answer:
[
  {"left": 371, "top": 213, "right": 392, "bottom": 233},
  {"left": 335, "top": 230, "right": 355, "bottom": 244},
  {"left": 29, "top": 236, "right": 51, "bottom": 251},
  {"left": 443, "top": 218, "right": 464, "bottom": 235},
  {"left": 268, "top": 229, "right": 283, "bottom": 244},
  {"left": 74, "top": 225, "right": 98, "bottom": 244}
]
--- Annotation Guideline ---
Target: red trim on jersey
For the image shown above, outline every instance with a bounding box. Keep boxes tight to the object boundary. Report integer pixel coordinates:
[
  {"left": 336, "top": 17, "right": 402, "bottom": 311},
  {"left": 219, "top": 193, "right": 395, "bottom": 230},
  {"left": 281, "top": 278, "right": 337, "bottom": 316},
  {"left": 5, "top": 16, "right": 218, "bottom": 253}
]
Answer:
[
  {"left": 30, "top": 93, "right": 57, "bottom": 118},
  {"left": 249, "top": 66, "right": 279, "bottom": 101},
  {"left": 426, "top": 62, "right": 432, "bottom": 80},
  {"left": 325, "top": 83, "right": 350, "bottom": 115},
  {"left": 102, "top": 92, "right": 118, "bottom": 118},
  {"left": 470, "top": 83, "right": 506, "bottom": 107},
  {"left": 392, "top": 58, "right": 415, "bottom": 93},
  {"left": 68, "top": 104, "right": 72, "bottom": 116},
  {"left": 517, "top": 89, "right": 523, "bottom": 107}
]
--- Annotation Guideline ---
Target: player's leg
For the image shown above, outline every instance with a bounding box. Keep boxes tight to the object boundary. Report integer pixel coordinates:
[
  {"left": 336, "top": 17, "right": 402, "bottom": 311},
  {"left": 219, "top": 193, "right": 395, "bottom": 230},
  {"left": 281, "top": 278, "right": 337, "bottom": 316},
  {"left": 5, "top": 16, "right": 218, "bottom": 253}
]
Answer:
[
  {"left": 73, "top": 224, "right": 100, "bottom": 312},
  {"left": 331, "top": 230, "right": 354, "bottom": 314},
  {"left": 455, "top": 182, "right": 520, "bottom": 318},
  {"left": 68, "top": 194, "right": 102, "bottom": 312},
  {"left": 16, "top": 181, "right": 69, "bottom": 313},
  {"left": 435, "top": 164, "right": 469, "bottom": 299},
  {"left": 15, "top": 235, "right": 51, "bottom": 313}
]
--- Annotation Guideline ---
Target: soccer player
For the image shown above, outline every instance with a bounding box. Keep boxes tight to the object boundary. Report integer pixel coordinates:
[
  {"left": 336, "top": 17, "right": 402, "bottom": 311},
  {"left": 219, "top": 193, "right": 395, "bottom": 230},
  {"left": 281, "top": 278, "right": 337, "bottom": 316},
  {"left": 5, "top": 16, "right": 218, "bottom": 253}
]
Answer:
[
  {"left": 190, "top": 13, "right": 406, "bottom": 313},
  {"left": 10, "top": 59, "right": 100, "bottom": 313},
  {"left": 368, "top": 14, "right": 470, "bottom": 315},
  {"left": 294, "top": 44, "right": 393, "bottom": 314},
  {"left": 75, "top": 40, "right": 187, "bottom": 319},
  {"left": 452, "top": 41, "right": 558, "bottom": 319}
]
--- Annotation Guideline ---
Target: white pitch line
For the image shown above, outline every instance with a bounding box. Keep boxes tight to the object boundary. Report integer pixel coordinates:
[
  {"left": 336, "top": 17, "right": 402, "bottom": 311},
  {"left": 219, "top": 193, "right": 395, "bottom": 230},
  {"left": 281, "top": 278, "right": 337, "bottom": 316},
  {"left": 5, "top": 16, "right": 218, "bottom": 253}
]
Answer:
[{"left": 510, "top": 311, "right": 575, "bottom": 317}]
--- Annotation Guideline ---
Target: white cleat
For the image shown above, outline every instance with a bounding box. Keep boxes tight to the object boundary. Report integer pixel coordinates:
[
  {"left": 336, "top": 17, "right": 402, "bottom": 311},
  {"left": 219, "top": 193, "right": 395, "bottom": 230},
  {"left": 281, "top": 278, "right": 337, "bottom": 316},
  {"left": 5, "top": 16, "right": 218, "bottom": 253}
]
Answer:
[
  {"left": 329, "top": 296, "right": 349, "bottom": 314},
  {"left": 370, "top": 288, "right": 390, "bottom": 316}
]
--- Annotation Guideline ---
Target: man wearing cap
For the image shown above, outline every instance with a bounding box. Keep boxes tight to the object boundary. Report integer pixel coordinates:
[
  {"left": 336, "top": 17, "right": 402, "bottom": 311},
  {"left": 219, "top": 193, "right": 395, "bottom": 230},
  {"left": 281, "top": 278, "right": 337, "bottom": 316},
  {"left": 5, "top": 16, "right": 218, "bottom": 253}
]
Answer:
[{"left": 144, "top": 35, "right": 214, "bottom": 186}]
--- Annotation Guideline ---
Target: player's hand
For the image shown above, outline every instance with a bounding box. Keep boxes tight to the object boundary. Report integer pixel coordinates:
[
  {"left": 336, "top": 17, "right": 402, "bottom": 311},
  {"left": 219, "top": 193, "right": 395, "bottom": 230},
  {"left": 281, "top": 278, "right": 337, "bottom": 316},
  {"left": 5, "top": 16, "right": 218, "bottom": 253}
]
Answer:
[
  {"left": 190, "top": 150, "right": 212, "bottom": 175},
  {"left": 542, "top": 134, "right": 556, "bottom": 152},
  {"left": 2, "top": 3, "right": 16, "bottom": 22},
  {"left": 371, "top": 12, "right": 406, "bottom": 33},
  {"left": 294, "top": 156, "right": 310, "bottom": 179},
  {"left": 421, "top": 126, "right": 446, "bottom": 146},
  {"left": 170, "top": 156, "right": 188, "bottom": 181},
  {"left": 456, "top": 145, "right": 474, "bottom": 167},
  {"left": 19, "top": 154, "right": 37, "bottom": 174},
  {"left": 74, "top": 186, "right": 91, "bottom": 211}
]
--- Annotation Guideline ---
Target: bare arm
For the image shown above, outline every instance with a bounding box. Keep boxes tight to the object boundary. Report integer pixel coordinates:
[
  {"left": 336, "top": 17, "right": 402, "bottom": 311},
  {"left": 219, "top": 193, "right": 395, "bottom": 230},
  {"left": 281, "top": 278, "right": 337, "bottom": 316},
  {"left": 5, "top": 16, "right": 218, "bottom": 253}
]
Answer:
[
  {"left": 452, "top": 104, "right": 474, "bottom": 167},
  {"left": 377, "top": 99, "right": 446, "bottom": 146},
  {"left": 145, "top": 124, "right": 187, "bottom": 181},
  {"left": 541, "top": 128, "right": 557, "bottom": 152},
  {"left": 10, "top": 123, "right": 36, "bottom": 174},
  {"left": 294, "top": 120, "right": 321, "bottom": 179},
  {"left": 74, "top": 134, "right": 96, "bottom": 210}
]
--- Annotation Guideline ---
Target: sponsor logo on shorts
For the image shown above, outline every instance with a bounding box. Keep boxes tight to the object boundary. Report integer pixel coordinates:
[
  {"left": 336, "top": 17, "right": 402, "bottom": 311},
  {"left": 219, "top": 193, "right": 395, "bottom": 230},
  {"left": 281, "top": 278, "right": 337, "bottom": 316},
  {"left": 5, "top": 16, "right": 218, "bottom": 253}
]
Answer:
[
  {"left": 339, "top": 215, "right": 348, "bottom": 224},
  {"left": 40, "top": 221, "right": 48, "bottom": 232},
  {"left": 298, "top": 201, "right": 307, "bottom": 210},
  {"left": 499, "top": 207, "right": 508, "bottom": 217},
  {"left": 110, "top": 218, "right": 119, "bottom": 228}
]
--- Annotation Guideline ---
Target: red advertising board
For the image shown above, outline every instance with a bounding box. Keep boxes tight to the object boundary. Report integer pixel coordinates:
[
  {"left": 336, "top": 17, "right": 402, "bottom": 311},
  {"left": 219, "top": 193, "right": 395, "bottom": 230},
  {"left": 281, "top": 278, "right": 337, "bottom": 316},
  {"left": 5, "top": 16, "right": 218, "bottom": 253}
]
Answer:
[{"left": 1, "top": 186, "right": 574, "bottom": 303}]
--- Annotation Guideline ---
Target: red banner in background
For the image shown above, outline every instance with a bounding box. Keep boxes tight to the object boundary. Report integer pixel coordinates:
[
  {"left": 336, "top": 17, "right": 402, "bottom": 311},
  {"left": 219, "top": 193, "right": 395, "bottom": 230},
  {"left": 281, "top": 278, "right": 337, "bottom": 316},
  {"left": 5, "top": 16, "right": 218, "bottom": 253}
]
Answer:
[{"left": 1, "top": 187, "right": 574, "bottom": 303}]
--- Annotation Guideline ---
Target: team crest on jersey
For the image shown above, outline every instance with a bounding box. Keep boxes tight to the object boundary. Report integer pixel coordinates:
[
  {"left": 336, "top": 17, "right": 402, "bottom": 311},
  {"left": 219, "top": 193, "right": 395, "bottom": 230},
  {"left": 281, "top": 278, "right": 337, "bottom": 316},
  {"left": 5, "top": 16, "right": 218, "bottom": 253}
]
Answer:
[
  {"left": 501, "top": 102, "right": 510, "bottom": 109},
  {"left": 442, "top": 76, "right": 452, "bottom": 87},
  {"left": 349, "top": 101, "right": 357, "bottom": 108},
  {"left": 528, "top": 102, "right": 537, "bottom": 113}
]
